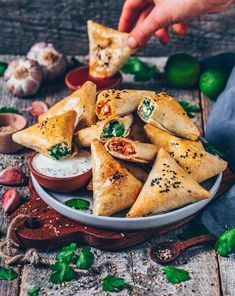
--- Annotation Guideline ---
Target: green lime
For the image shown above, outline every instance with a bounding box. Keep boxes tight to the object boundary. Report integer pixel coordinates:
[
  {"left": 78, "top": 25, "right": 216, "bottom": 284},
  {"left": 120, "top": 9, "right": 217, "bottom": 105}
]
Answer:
[
  {"left": 199, "top": 68, "right": 228, "bottom": 100},
  {"left": 165, "top": 54, "right": 200, "bottom": 88}
]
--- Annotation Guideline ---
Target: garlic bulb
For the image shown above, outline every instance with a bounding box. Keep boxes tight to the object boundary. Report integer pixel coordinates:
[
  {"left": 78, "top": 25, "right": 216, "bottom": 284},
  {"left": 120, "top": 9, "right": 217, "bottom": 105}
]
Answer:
[
  {"left": 4, "top": 58, "right": 42, "bottom": 97},
  {"left": 27, "top": 42, "right": 67, "bottom": 80}
]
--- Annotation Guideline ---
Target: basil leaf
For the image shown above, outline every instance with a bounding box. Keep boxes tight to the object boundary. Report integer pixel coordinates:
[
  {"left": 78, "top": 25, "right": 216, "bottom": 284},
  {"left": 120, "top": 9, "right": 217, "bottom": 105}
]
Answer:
[
  {"left": 121, "top": 58, "right": 157, "bottom": 81},
  {"left": 203, "top": 142, "right": 226, "bottom": 158},
  {"left": 102, "top": 274, "right": 127, "bottom": 292},
  {"left": 179, "top": 100, "right": 200, "bottom": 118},
  {"left": 27, "top": 286, "right": 41, "bottom": 296},
  {"left": 215, "top": 228, "right": 235, "bottom": 257},
  {"left": 0, "top": 266, "right": 17, "bottom": 280},
  {"left": 56, "top": 243, "right": 78, "bottom": 264},
  {"left": 0, "top": 62, "right": 8, "bottom": 76},
  {"left": 163, "top": 267, "right": 190, "bottom": 284},
  {"left": 178, "top": 223, "right": 209, "bottom": 241},
  {"left": 0, "top": 106, "right": 20, "bottom": 114},
  {"left": 76, "top": 246, "right": 94, "bottom": 270},
  {"left": 50, "top": 262, "right": 75, "bottom": 284},
  {"left": 64, "top": 198, "right": 90, "bottom": 210}
]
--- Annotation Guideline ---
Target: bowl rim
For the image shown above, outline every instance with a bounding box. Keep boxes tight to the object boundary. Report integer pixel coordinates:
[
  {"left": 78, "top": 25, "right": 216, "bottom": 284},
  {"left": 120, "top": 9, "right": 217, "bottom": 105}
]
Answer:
[
  {"left": 28, "top": 152, "right": 92, "bottom": 181},
  {"left": 0, "top": 112, "right": 27, "bottom": 134}
]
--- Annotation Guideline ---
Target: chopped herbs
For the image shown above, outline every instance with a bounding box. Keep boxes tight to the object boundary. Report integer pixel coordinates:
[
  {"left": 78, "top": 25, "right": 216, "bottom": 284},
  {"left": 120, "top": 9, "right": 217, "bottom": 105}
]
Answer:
[
  {"left": 163, "top": 267, "right": 190, "bottom": 284},
  {"left": 203, "top": 142, "right": 226, "bottom": 158},
  {"left": 48, "top": 142, "right": 71, "bottom": 160},
  {"left": 27, "top": 286, "right": 41, "bottom": 296},
  {"left": 215, "top": 228, "right": 235, "bottom": 257},
  {"left": 139, "top": 98, "right": 154, "bottom": 119},
  {"left": 0, "top": 266, "right": 17, "bottom": 280},
  {"left": 102, "top": 275, "right": 127, "bottom": 292},
  {"left": 65, "top": 198, "right": 90, "bottom": 210},
  {"left": 56, "top": 243, "right": 78, "bottom": 264},
  {"left": 178, "top": 223, "right": 209, "bottom": 241},
  {"left": 76, "top": 246, "right": 94, "bottom": 270},
  {"left": 0, "top": 106, "right": 20, "bottom": 114},
  {"left": 121, "top": 57, "right": 157, "bottom": 81},
  {"left": 101, "top": 121, "right": 125, "bottom": 139},
  {"left": 0, "top": 61, "right": 8, "bottom": 76},
  {"left": 50, "top": 262, "right": 75, "bottom": 284},
  {"left": 179, "top": 100, "right": 200, "bottom": 118}
]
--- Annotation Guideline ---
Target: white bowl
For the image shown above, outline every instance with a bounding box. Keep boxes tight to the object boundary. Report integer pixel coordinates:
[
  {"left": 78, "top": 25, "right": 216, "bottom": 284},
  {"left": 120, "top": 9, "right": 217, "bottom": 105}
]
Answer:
[{"left": 31, "top": 173, "right": 222, "bottom": 231}]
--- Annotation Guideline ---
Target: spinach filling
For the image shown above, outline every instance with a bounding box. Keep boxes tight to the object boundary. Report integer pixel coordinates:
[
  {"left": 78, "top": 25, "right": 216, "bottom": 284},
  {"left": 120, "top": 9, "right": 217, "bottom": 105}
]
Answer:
[
  {"left": 101, "top": 121, "right": 125, "bottom": 139},
  {"left": 140, "top": 98, "right": 154, "bottom": 119},
  {"left": 48, "top": 142, "right": 71, "bottom": 160}
]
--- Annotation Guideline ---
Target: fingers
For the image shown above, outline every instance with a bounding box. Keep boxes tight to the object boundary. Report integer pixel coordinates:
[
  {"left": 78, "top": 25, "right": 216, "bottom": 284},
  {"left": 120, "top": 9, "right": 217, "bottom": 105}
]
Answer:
[
  {"left": 118, "top": 0, "right": 148, "bottom": 32},
  {"left": 155, "top": 28, "right": 170, "bottom": 44},
  {"left": 172, "top": 23, "right": 187, "bottom": 36}
]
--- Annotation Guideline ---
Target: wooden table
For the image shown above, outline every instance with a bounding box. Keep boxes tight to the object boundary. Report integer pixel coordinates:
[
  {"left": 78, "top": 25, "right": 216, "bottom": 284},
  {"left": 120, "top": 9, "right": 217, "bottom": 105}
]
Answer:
[{"left": 0, "top": 55, "right": 234, "bottom": 296}]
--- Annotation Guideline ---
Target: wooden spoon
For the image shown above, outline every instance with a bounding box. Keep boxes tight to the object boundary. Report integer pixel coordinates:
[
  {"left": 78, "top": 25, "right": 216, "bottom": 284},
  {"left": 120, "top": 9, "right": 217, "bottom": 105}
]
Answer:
[{"left": 149, "top": 234, "right": 217, "bottom": 264}]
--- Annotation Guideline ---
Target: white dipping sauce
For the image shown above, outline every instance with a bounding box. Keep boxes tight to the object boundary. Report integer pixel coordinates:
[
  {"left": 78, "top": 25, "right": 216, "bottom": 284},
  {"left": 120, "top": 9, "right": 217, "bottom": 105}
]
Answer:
[{"left": 32, "top": 150, "right": 92, "bottom": 178}]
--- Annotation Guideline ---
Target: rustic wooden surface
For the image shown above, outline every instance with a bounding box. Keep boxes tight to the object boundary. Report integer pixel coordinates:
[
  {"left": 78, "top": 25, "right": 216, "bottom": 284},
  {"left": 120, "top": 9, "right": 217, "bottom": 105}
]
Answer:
[
  {"left": 0, "top": 55, "right": 234, "bottom": 296},
  {"left": 0, "top": 0, "right": 235, "bottom": 58}
]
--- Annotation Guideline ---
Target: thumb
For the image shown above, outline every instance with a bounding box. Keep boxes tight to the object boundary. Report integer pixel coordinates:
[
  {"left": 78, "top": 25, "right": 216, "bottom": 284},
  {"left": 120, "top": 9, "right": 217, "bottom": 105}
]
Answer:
[{"left": 127, "top": 4, "right": 174, "bottom": 48}]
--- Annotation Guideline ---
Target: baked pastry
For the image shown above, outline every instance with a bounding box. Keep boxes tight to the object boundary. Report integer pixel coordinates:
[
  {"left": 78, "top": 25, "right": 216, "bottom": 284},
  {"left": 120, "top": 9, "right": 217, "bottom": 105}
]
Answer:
[
  {"left": 138, "top": 92, "right": 200, "bottom": 140},
  {"left": 127, "top": 148, "right": 210, "bottom": 218},
  {"left": 74, "top": 115, "right": 133, "bottom": 147},
  {"left": 105, "top": 137, "right": 158, "bottom": 163},
  {"left": 88, "top": 20, "right": 134, "bottom": 78},
  {"left": 144, "top": 124, "right": 227, "bottom": 183},
  {"left": 39, "top": 81, "right": 97, "bottom": 130},
  {"left": 96, "top": 89, "right": 155, "bottom": 120},
  {"left": 13, "top": 110, "right": 76, "bottom": 160},
  {"left": 91, "top": 139, "right": 142, "bottom": 216}
]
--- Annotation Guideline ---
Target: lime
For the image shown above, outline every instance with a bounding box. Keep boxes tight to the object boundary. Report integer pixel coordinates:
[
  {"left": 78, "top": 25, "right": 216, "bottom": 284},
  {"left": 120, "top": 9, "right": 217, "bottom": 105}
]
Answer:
[
  {"left": 165, "top": 54, "right": 200, "bottom": 88},
  {"left": 199, "top": 68, "right": 228, "bottom": 100}
]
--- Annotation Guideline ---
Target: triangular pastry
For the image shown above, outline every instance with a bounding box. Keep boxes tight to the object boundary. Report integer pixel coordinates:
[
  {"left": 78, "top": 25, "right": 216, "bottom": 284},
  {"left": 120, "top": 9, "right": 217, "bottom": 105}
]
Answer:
[
  {"left": 144, "top": 124, "right": 227, "bottom": 183},
  {"left": 13, "top": 110, "right": 76, "bottom": 160},
  {"left": 127, "top": 148, "right": 210, "bottom": 218},
  {"left": 91, "top": 139, "right": 142, "bottom": 216},
  {"left": 96, "top": 89, "right": 155, "bottom": 120},
  {"left": 88, "top": 20, "right": 135, "bottom": 78},
  {"left": 138, "top": 92, "right": 200, "bottom": 140},
  {"left": 39, "top": 81, "right": 97, "bottom": 130}
]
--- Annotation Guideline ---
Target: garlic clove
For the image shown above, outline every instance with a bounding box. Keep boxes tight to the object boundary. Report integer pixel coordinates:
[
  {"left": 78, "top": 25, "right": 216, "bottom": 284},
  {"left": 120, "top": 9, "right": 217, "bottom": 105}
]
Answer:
[
  {"left": 0, "top": 167, "right": 27, "bottom": 186},
  {"left": 1, "top": 188, "right": 21, "bottom": 214},
  {"left": 4, "top": 58, "right": 42, "bottom": 97},
  {"left": 28, "top": 101, "right": 48, "bottom": 117},
  {"left": 27, "top": 42, "right": 67, "bottom": 81}
]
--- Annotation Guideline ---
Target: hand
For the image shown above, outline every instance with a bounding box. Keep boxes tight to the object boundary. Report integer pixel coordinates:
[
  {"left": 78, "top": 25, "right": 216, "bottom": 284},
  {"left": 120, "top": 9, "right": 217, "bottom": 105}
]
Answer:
[{"left": 118, "top": 0, "right": 232, "bottom": 48}]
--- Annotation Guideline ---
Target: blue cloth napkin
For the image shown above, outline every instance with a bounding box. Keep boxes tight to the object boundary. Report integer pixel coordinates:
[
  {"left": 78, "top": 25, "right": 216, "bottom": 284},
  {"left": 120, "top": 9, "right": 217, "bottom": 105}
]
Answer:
[{"left": 200, "top": 63, "right": 235, "bottom": 235}]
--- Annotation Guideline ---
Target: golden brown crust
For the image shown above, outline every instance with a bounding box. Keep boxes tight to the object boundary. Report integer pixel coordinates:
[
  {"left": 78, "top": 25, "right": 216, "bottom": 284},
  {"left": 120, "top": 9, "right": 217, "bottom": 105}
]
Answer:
[
  {"left": 39, "top": 81, "right": 97, "bottom": 130},
  {"left": 91, "top": 139, "right": 142, "bottom": 216},
  {"left": 144, "top": 124, "right": 227, "bottom": 183},
  {"left": 88, "top": 20, "right": 135, "bottom": 78},
  {"left": 127, "top": 148, "right": 210, "bottom": 218}
]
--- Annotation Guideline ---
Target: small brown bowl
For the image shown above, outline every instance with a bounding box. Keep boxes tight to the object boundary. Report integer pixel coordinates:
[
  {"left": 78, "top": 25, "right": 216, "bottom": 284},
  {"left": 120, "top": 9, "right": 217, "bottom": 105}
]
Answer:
[
  {"left": 0, "top": 113, "right": 27, "bottom": 153},
  {"left": 28, "top": 153, "right": 92, "bottom": 193}
]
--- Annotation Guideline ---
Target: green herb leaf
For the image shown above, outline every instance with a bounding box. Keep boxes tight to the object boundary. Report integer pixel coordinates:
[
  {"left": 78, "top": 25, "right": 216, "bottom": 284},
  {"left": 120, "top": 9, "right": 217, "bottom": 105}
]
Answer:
[
  {"left": 0, "top": 266, "right": 18, "bottom": 280},
  {"left": 0, "top": 106, "right": 19, "bottom": 114},
  {"left": 50, "top": 262, "right": 75, "bottom": 284},
  {"left": 68, "top": 57, "right": 84, "bottom": 70},
  {"left": 163, "top": 267, "right": 190, "bottom": 284},
  {"left": 215, "top": 228, "right": 235, "bottom": 257},
  {"left": 203, "top": 142, "right": 225, "bottom": 158},
  {"left": 27, "top": 286, "right": 41, "bottom": 296},
  {"left": 102, "top": 274, "right": 127, "bottom": 292},
  {"left": 0, "top": 61, "right": 8, "bottom": 76},
  {"left": 56, "top": 243, "right": 78, "bottom": 264},
  {"left": 178, "top": 223, "right": 209, "bottom": 241},
  {"left": 64, "top": 198, "right": 90, "bottom": 210},
  {"left": 76, "top": 246, "right": 94, "bottom": 270},
  {"left": 121, "top": 58, "right": 157, "bottom": 81},
  {"left": 179, "top": 100, "right": 200, "bottom": 118}
]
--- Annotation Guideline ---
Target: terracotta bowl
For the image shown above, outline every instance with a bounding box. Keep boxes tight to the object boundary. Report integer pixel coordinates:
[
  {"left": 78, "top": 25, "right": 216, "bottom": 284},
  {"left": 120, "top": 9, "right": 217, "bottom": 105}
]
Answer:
[
  {"left": 65, "top": 65, "right": 122, "bottom": 92},
  {"left": 0, "top": 113, "right": 27, "bottom": 153},
  {"left": 28, "top": 153, "right": 92, "bottom": 193}
]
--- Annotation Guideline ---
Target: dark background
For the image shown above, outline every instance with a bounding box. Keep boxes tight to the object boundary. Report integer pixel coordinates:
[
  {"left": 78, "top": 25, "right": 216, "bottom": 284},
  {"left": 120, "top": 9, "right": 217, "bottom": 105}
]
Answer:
[{"left": 1, "top": 0, "right": 235, "bottom": 57}]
